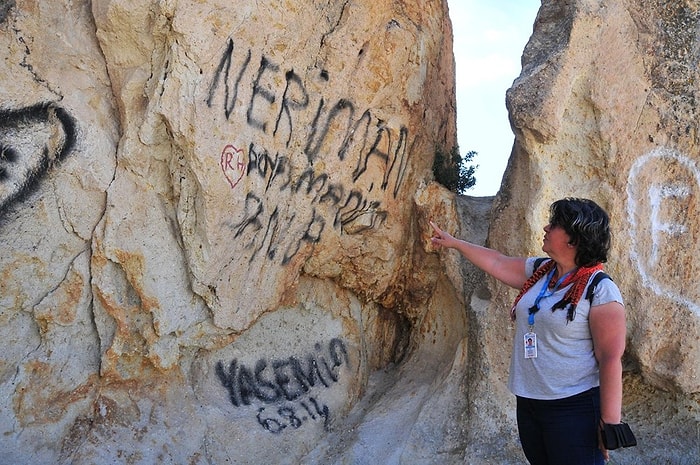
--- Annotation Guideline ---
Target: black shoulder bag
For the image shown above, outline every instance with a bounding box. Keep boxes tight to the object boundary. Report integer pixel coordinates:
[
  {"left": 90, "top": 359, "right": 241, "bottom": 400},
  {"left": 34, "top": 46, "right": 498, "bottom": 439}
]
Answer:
[{"left": 601, "top": 421, "right": 637, "bottom": 450}]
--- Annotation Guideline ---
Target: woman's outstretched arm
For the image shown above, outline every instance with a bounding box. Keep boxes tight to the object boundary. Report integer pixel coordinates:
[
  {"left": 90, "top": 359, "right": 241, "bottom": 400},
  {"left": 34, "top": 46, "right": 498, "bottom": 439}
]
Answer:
[{"left": 430, "top": 221, "right": 528, "bottom": 289}]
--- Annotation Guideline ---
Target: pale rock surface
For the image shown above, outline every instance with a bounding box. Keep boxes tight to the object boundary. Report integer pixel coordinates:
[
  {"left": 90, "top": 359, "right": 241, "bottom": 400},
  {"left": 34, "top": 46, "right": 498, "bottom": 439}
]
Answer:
[
  {"left": 0, "top": 1, "right": 698, "bottom": 465},
  {"left": 495, "top": 1, "right": 700, "bottom": 463}
]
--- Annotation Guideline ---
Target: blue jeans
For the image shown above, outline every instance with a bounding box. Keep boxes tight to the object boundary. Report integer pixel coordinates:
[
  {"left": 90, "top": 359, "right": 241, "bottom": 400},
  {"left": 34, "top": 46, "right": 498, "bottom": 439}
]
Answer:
[{"left": 516, "top": 387, "right": 604, "bottom": 465}]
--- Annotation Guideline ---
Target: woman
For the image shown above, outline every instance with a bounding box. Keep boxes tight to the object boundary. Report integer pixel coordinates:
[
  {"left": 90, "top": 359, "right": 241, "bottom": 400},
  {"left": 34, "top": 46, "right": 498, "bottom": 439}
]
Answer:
[{"left": 430, "top": 198, "right": 626, "bottom": 465}]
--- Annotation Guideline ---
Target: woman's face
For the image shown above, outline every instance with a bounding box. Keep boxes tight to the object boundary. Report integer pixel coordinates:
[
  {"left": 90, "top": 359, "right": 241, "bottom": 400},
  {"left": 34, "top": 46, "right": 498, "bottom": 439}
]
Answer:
[{"left": 542, "top": 223, "right": 574, "bottom": 258}]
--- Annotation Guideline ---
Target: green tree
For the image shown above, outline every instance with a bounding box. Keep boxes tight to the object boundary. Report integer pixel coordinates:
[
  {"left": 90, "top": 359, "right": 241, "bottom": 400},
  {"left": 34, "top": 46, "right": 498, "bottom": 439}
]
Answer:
[{"left": 432, "top": 146, "right": 477, "bottom": 194}]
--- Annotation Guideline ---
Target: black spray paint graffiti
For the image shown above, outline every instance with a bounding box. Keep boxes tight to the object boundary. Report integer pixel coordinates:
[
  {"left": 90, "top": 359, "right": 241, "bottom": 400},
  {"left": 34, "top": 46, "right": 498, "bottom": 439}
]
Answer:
[
  {"left": 228, "top": 152, "right": 390, "bottom": 265},
  {"left": 206, "top": 39, "right": 412, "bottom": 265},
  {"left": 255, "top": 397, "right": 329, "bottom": 434},
  {"left": 215, "top": 338, "right": 350, "bottom": 433},
  {"left": 0, "top": 1, "right": 14, "bottom": 24},
  {"left": 207, "top": 39, "right": 411, "bottom": 198},
  {"left": 242, "top": 145, "right": 388, "bottom": 230},
  {"left": 0, "top": 102, "right": 77, "bottom": 215},
  {"left": 230, "top": 190, "right": 327, "bottom": 265}
]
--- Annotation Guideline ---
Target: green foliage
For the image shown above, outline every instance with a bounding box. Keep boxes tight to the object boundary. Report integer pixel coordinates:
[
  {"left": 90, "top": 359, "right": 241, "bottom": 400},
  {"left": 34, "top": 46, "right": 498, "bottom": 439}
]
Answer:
[{"left": 432, "top": 145, "right": 477, "bottom": 194}]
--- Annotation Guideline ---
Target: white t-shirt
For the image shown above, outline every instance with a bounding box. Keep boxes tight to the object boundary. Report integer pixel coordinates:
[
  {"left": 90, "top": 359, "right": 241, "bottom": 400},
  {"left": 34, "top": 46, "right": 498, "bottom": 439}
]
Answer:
[{"left": 507, "top": 257, "right": 624, "bottom": 400}]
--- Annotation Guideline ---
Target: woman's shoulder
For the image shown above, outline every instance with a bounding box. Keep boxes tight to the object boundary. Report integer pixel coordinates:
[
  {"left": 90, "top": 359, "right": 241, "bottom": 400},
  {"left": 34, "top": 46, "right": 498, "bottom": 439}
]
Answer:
[
  {"left": 590, "top": 271, "right": 624, "bottom": 306},
  {"left": 526, "top": 256, "right": 550, "bottom": 275}
]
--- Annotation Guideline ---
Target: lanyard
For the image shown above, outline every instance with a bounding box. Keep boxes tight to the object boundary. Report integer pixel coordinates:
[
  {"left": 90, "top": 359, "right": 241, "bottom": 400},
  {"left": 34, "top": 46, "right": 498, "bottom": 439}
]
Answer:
[{"left": 527, "top": 268, "right": 573, "bottom": 326}]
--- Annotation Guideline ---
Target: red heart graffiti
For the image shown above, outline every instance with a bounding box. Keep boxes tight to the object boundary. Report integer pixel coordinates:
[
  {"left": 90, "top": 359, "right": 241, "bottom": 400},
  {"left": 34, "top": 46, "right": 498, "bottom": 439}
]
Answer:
[{"left": 220, "top": 144, "right": 246, "bottom": 189}]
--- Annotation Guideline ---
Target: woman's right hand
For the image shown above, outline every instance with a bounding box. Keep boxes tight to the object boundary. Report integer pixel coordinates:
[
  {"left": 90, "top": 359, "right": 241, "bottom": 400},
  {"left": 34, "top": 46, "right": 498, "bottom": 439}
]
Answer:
[
  {"left": 430, "top": 220, "right": 528, "bottom": 289},
  {"left": 430, "top": 221, "right": 456, "bottom": 249}
]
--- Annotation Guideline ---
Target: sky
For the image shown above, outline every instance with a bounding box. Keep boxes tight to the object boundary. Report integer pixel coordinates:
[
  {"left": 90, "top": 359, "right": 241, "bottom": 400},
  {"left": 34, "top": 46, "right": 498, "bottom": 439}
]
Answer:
[{"left": 447, "top": 0, "right": 541, "bottom": 196}]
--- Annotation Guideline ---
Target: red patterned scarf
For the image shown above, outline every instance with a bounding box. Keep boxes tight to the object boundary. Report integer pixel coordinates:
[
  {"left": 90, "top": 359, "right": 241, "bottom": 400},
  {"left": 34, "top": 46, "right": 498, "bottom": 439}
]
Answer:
[{"left": 510, "top": 259, "right": 604, "bottom": 322}]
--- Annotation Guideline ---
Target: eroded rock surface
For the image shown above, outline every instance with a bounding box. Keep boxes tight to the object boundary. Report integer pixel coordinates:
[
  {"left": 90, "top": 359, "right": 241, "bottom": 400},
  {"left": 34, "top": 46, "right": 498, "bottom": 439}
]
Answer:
[{"left": 0, "top": 1, "right": 697, "bottom": 464}]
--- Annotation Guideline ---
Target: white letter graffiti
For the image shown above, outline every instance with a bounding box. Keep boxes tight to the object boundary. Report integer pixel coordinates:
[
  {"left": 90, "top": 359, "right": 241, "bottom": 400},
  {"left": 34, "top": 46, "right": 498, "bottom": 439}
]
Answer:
[
  {"left": 627, "top": 147, "right": 699, "bottom": 316},
  {"left": 648, "top": 183, "right": 689, "bottom": 265}
]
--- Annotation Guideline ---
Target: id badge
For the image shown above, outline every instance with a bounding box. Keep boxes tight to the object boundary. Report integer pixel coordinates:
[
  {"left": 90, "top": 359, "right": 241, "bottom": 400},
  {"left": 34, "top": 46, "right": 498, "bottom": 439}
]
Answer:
[{"left": 524, "top": 332, "right": 537, "bottom": 359}]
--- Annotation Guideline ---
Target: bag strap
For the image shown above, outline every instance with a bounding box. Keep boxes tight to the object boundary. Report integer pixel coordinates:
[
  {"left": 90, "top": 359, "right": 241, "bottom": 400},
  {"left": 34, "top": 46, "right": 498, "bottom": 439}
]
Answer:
[
  {"left": 533, "top": 257, "right": 549, "bottom": 271},
  {"left": 532, "top": 258, "right": 612, "bottom": 306},
  {"left": 585, "top": 271, "right": 611, "bottom": 305}
]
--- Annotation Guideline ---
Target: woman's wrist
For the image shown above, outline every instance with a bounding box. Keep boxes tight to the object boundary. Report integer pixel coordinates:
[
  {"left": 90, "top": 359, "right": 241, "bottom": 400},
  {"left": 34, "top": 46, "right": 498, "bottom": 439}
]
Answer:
[{"left": 600, "top": 417, "right": 623, "bottom": 426}]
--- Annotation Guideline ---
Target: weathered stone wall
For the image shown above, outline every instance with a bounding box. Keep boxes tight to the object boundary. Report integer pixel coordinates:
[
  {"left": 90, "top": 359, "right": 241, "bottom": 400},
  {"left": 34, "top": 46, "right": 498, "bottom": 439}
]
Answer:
[
  {"left": 504, "top": 0, "right": 700, "bottom": 393},
  {"left": 486, "top": 1, "right": 700, "bottom": 463},
  {"left": 0, "top": 1, "right": 698, "bottom": 464},
  {"left": 0, "top": 0, "right": 463, "bottom": 463}
]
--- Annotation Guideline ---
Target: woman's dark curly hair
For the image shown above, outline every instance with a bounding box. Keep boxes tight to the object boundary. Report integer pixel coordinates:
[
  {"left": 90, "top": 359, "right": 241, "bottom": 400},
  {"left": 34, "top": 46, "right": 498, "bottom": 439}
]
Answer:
[{"left": 548, "top": 198, "right": 611, "bottom": 266}]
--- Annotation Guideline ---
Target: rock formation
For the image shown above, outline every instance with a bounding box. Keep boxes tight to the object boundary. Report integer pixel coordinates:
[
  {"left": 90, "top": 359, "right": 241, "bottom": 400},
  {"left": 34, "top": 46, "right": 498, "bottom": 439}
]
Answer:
[{"left": 0, "top": 1, "right": 697, "bottom": 464}]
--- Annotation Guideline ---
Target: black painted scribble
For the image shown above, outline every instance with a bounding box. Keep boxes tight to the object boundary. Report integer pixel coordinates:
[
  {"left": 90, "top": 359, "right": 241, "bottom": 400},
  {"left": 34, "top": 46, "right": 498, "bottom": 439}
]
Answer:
[
  {"left": 0, "top": 144, "right": 18, "bottom": 181},
  {"left": 216, "top": 339, "right": 348, "bottom": 434},
  {"left": 247, "top": 56, "right": 279, "bottom": 132},
  {"left": 256, "top": 397, "right": 330, "bottom": 433},
  {"left": 0, "top": 0, "right": 14, "bottom": 24},
  {"left": 247, "top": 144, "right": 291, "bottom": 193},
  {"left": 207, "top": 39, "right": 251, "bottom": 120},
  {"left": 305, "top": 98, "right": 358, "bottom": 163},
  {"left": 274, "top": 69, "right": 309, "bottom": 147},
  {"left": 206, "top": 38, "right": 411, "bottom": 197},
  {"left": 0, "top": 102, "right": 77, "bottom": 215},
  {"left": 208, "top": 38, "right": 413, "bottom": 265},
  {"left": 226, "top": 140, "right": 386, "bottom": 265},
  {"left": 215, "top": 338, "right": 349, "bottom": 407}
]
